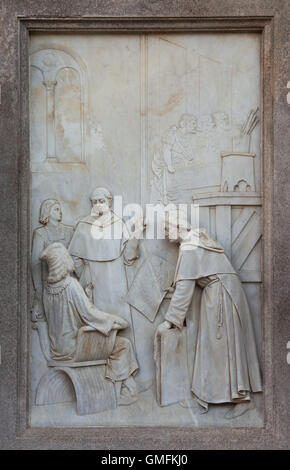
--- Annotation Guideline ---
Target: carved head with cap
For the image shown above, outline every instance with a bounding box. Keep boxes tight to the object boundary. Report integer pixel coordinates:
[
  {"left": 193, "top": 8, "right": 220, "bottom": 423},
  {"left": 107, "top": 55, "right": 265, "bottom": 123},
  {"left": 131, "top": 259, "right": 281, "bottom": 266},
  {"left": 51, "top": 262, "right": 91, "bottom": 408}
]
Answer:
[
  {"left": 178, "top": 114, "right": 198, "bottom": 134},
  {"left": 161, "top": 209, "right": 224, "bottom": 252},
  {"left": 212, "top": 111, "right": 230, "bottom": 130},
  {"left": 163, "top": 209, "right": 191, "bottom": 243},
  {"left": 199, "top": 114, "right": 215, "bottom": 133},
  {"left": 40, "top": 242, "right": 75, "bottom": 284}
]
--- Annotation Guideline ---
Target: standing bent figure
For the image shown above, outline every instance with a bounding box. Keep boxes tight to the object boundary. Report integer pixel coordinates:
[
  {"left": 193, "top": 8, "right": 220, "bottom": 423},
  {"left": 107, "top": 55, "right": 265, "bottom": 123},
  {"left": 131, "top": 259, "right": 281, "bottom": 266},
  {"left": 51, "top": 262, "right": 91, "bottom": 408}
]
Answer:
[{"left": 155, "top": 211, "right": 262, "bottom": 418}]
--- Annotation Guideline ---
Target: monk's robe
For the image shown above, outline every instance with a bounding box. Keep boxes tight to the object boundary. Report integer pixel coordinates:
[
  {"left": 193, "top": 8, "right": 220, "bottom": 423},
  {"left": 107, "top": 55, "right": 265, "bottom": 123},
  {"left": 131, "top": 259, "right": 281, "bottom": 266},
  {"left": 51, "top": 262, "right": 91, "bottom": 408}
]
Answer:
[
  {"left": 163, "top": 245, "right": 262, "bottom": 410},
  {"left": 68, "top": 211, "right": 137, "bottom": 345}
]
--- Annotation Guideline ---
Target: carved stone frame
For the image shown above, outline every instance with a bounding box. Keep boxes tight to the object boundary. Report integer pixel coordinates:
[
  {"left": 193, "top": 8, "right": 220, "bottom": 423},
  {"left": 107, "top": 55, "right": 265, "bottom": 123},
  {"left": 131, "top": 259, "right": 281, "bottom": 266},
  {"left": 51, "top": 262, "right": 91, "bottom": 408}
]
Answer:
[{"left": 0, "top": 1, "right": 289, "bottom": 449}]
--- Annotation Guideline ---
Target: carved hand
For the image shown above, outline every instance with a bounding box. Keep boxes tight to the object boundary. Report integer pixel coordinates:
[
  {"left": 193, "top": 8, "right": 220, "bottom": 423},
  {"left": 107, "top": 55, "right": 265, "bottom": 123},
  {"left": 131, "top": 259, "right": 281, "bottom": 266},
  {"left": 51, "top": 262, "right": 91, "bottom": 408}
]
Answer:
[
  {"left": 154, "top": 320, "right": 172, "bottom": 363},
  {"left": 164, "top": 286, "right": 175, "bottom": 294},
  {"left": 112, "top": 318, "right": 128, "bottom": 330},
  {"left": 156, "top": 320, "right": 172, "bottom": 336},
  {"left": 124, "top": 238, "right": 140, "bottom": 266},
  {"left": 130, "top": 216, "right": 146, "bottom": 240},
  {"left": 31, "top": 294, "right": 45, "bottom": 322},
  {"left": 167, "top": 165, "right": 176, "bottom": 173},
  {"left": 85, "top": 282, "right": 94, "bottom": 302}
]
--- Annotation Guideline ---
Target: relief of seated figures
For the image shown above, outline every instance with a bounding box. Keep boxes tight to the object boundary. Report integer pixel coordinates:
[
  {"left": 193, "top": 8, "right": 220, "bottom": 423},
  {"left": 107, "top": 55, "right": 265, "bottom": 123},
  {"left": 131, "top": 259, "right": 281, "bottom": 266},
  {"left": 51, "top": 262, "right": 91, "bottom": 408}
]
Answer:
[
  {"left": 34, "top": 242, "right": 140, "bottom": 414},
  {"left": 27, "top": 32, "right": 264, "bottom": 429},
  {"left": 31, "top": 198, "right": 263, "bottom": 421}
]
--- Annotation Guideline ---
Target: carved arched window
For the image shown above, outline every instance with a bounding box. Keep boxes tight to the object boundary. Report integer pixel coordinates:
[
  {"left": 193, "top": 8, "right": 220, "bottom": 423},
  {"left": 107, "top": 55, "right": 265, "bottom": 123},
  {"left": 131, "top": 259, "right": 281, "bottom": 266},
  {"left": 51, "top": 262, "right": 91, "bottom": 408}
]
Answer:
[{"left": 30, "top": 48, "right": 88, "bottom": 172}]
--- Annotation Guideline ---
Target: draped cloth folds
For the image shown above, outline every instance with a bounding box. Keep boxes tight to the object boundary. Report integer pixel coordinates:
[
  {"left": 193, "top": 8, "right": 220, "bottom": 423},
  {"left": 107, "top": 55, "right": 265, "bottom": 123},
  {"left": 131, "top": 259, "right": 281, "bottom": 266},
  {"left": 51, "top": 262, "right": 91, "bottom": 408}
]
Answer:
[
  {"left": 68, "top": 212, "right": 137, "bottom": 345},
  {"left": 43, "top": 275, "right": 138, "bottom": 383},
  {"left": 190, "top": 273, "right": 262, "bottom": 410},
  {"left": 155, "top": 245, "right": 262, "bottom": 409}
]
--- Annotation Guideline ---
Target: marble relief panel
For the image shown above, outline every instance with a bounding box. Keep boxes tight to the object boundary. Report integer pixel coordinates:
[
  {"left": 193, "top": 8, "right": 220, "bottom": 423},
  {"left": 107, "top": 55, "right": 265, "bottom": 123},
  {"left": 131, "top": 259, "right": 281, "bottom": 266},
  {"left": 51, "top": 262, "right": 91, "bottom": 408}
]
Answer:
[{"left": 29, "top": 33, "right": 263, "bottom": 427}]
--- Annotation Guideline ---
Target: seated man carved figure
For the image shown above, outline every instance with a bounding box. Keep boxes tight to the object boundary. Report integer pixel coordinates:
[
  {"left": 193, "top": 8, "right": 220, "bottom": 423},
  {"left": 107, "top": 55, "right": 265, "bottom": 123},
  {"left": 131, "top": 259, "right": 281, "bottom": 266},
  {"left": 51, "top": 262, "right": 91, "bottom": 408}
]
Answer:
[
  {"left": 155, "top": 211, "right": 262, "bottom": 419},
  {"left": 40, "top": 242, "right": 139, "bottom": 406}
]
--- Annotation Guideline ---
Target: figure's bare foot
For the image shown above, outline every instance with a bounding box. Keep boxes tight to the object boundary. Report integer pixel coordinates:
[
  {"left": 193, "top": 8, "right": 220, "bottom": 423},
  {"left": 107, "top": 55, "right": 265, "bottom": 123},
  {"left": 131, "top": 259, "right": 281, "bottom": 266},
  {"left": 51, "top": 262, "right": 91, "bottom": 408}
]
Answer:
[
  {"left": 84, "top": 283, "right": 94, "bottom": 301},
  {"left": 224, "top": 400, "right": 255, "bottom": 420}
]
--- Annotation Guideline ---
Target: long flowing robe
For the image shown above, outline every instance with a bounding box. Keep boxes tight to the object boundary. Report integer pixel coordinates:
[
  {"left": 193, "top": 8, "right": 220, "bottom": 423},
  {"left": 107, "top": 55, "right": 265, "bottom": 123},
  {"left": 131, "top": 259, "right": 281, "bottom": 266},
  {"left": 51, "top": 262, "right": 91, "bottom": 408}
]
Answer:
[
  {"left": 68, "top": 212, "right": 136, "bottom": 346},
  {"left": 164, "top": 245, "right": 262, "bottom": 409},
  {"left": 43, "top": 275, "right": 138, "bottom": 383},
  {"left": 32, "top": 223, "right": 73, "bottom": 298}
]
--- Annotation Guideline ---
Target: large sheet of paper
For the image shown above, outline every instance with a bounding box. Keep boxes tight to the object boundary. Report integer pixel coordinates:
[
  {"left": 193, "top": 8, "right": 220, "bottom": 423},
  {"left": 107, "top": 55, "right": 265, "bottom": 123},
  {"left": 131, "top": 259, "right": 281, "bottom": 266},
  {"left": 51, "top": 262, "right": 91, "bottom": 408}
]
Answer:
[{"left": 125, "top": 252, "right": 176, "bottom": 322}]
